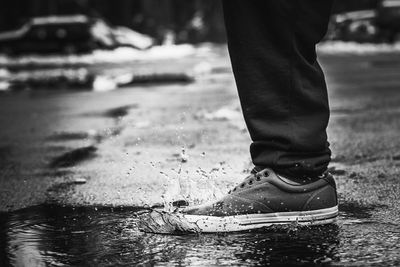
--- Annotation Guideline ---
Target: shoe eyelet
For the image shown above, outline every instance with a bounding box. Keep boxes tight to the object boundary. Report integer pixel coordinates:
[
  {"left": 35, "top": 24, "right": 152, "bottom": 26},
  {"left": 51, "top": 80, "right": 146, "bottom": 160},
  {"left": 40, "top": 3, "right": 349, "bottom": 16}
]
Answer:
[
  {"left": 233, "top": 188, "right": 237, "bottom": 191},
  {"left": 240, "top": 183, "right": 245, "bottom": 188},
  {"left": 256, "top": 176, "right": 261, "bottom": 181},
  {"left": 263, "top": 171, "right": 269, "bottom": 177},
  {"left": 248, "top": 180, "right": 253, "bottom": 185}
]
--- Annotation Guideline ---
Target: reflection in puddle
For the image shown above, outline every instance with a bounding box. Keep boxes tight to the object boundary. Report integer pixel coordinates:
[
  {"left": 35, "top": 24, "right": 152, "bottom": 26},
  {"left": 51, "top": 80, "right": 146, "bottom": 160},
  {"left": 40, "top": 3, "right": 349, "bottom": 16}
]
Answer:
[{"left": 0, "top": 204, "right": 399, "bottom": 266}]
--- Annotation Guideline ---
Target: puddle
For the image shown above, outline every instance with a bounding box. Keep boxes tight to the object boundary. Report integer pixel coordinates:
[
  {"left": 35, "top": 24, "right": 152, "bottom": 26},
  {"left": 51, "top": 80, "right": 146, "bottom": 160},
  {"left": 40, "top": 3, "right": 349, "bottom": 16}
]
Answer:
[
  {"left": 392, "top": 154, "right": 400, "bottom": 161},
  {"left": 339, "top": 201, "right": 387, "bottom": 220},
  {"left": 327, "top": 166, "right": 347, "bottom": 176},
  {"left": 119, "top": 73, "right": 194, "bottom": 86},
  {"left": 1, "top": 203, "right": 399, "bottom": 266},
  {"left": 46, "top": 127, "right": 122, "bottom": 144},
  {"left": 103, "top": 105, "right": 137, "bottom": 119},
  {"left": 49, "top": 146, "right": 97, "bottom": 168},
  {"left": 81, "top": 104, "right": 138, "bottom": 119}
]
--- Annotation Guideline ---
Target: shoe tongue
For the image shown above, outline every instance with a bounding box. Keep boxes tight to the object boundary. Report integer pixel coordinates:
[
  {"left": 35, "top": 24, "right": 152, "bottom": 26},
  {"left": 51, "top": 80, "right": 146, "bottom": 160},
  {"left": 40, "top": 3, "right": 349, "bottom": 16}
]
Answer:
[
  {"left": 251, "top": 167, "right": 321, "bottom": 185},
  {"left": 277, "top": 175, "right": 303, "bottom": 185},
  {"left": 277, "top": 173, "right": 321, "bottom": 185}
]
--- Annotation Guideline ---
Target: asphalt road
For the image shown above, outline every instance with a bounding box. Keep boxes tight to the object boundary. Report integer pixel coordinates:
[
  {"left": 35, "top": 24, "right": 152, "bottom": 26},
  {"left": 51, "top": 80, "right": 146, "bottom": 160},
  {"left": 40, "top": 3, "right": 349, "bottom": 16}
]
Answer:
[
  {"left": 1, "top": 48, "right": 400, "bottom": 214},
  {"left": 0, "top": 46, "right": 400, "bottom": 265}
]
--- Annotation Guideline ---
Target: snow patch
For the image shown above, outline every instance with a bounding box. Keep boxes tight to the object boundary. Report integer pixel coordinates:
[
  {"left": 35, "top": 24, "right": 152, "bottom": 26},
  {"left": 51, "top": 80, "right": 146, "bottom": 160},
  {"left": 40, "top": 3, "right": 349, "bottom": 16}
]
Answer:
[
  {"left": 318, "top": 41, "right": 400, "bottom": 55},
  {"left": 0, "top": 44, "right": 196, "bottom": 67},
  {"left": 92, "top": 75, "right": 118, "bottom": 92}
]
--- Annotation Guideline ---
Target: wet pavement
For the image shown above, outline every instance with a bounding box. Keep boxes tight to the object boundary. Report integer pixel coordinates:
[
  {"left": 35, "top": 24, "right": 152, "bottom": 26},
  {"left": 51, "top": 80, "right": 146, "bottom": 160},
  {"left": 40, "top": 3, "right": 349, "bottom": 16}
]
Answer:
[
  {"left": 1, "top": 201, "right": 399, "bottom": 266},
  {"left": 1, "top": 45, "right": 400, "bottom": 265}
]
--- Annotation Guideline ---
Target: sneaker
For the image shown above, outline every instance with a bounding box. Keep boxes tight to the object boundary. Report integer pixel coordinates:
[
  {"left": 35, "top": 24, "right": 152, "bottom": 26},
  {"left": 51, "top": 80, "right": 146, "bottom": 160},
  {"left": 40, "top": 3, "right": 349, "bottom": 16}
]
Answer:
[{"left": 181, "top": 168, "right": 338, "bottom": 232}]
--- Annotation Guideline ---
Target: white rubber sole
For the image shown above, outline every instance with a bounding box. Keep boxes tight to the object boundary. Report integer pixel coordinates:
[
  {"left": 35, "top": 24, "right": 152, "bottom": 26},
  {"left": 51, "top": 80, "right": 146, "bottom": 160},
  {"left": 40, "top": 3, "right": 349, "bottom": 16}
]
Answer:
[{"left": 181, "top": 205, "right": 338, "bottom": 233}]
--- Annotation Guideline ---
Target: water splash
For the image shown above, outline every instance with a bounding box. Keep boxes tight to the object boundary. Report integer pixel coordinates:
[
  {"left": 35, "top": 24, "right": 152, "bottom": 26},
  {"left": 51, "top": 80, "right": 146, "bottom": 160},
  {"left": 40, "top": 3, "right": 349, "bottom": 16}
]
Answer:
[{"left": 136, "top": 210, "right": 200, "bottom": 234}]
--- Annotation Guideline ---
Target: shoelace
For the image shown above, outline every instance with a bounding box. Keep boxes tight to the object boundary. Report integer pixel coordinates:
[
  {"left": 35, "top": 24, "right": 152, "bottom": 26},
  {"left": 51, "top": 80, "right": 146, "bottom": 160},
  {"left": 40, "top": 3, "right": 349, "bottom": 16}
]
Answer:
[{"left": 228, "top": 169, "right": 270, "bottom": 194}]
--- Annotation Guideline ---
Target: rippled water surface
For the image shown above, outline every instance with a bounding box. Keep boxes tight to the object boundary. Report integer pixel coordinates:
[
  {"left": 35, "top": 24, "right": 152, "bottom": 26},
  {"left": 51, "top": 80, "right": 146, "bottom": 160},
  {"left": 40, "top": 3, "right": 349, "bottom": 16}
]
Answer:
[{"left": 1, "top": 203, "right": 399, "bottom": 266}]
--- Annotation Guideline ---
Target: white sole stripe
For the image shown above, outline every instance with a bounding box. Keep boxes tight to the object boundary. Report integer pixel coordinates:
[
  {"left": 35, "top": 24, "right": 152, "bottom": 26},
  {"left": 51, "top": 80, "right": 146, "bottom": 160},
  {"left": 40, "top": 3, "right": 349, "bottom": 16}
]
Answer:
[{"left": 182, "top": 206, "right": 339, "bottom": 232}]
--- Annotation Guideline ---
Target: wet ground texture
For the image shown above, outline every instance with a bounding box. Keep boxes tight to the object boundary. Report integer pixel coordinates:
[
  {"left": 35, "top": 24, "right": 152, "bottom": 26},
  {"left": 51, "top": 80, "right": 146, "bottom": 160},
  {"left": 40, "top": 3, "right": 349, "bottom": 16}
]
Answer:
[
  {"left": 1, "top": 202, "right": 399, "bottom": 266},
  {"left": 1, "top": 45, "right": 400, "bottom": 265}
]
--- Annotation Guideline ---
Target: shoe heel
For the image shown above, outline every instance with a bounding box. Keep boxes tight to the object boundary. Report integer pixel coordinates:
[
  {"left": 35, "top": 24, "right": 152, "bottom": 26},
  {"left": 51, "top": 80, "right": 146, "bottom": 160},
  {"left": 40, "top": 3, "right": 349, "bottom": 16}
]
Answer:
[{"left": 302, "top": 185, "right": 338, "bottom": 211}]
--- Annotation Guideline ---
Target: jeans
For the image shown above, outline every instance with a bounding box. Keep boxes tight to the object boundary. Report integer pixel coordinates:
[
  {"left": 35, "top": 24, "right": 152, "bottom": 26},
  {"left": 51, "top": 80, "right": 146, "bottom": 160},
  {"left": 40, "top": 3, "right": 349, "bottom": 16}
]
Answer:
[{"left": 222, "top": 0, "right": 334, "bottom": 177}]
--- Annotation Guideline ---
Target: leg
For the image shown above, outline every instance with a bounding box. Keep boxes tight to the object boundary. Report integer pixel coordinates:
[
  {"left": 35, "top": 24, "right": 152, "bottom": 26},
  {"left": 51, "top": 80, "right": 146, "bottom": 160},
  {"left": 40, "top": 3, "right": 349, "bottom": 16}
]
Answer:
[
  {"left": 223, "top": 0, "right": 333, "bottom": 177},
  {"left": 178, "top": 1, "right": 338, "bottom": 233}
]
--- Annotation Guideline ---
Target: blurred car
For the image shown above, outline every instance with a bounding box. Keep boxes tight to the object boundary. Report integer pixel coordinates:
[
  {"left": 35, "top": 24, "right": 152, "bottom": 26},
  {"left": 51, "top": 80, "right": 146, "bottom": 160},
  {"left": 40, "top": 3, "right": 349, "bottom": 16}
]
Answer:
[
  {"left": 0, "top": 15, "right": 153, "bottom": 55},
  {"left": 329, "top": 0, "right": 400, "bottom": 43},
  {"left": 376, "top": 0, "right": 400, "bottom": 42},
  {"left": 0, "top": 15, "right": 118, "bottom": 55},
  {"left": 329, "top": 10, "right": 381, "bottom": 43}
]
